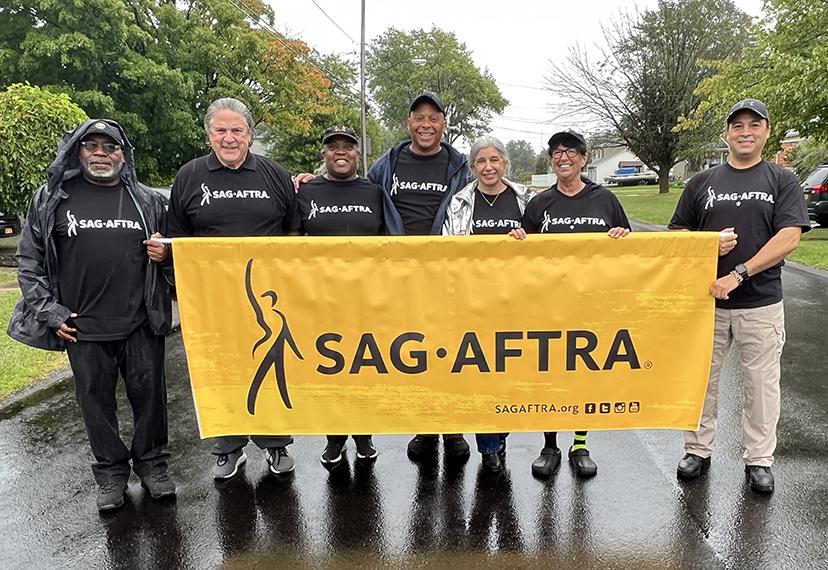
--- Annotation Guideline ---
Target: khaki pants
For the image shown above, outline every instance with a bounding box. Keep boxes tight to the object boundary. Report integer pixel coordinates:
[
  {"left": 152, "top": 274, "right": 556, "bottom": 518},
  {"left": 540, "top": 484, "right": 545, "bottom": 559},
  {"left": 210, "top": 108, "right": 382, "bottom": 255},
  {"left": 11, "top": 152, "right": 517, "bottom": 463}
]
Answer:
[{"left": 684, "top": 301, "right": 785, "bottom": 467}]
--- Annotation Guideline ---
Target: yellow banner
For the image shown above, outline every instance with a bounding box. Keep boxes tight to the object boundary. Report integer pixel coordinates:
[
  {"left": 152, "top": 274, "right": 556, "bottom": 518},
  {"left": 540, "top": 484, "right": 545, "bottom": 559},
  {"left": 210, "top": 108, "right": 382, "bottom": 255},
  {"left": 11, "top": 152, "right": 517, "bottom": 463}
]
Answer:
[{"left": 172, "top": 233, "right": 718, "bottom": 438}]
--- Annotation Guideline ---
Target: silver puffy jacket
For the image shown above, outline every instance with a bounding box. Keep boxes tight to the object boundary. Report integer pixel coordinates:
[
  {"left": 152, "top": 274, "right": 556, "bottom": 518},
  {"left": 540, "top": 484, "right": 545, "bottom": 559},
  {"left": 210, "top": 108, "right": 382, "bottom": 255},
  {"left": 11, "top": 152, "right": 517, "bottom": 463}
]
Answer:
[{"left": 442, "top": 178, "right": 535, "bottom": 236}]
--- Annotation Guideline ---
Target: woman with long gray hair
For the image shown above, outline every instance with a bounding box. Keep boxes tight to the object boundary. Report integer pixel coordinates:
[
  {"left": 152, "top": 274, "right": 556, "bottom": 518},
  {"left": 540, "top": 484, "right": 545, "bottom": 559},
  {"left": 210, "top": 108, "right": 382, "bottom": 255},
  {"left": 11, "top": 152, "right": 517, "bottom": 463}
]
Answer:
[{"left": 442, "top": 134, "right": 535, "bottom": 472}]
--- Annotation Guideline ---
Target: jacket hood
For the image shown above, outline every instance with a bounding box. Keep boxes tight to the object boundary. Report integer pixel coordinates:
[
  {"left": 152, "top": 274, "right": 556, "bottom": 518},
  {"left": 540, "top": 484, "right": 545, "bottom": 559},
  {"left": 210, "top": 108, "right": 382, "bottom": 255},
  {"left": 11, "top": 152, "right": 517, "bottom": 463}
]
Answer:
[{"left": 46, "top": 119, "right": 139, "bottom": 195}]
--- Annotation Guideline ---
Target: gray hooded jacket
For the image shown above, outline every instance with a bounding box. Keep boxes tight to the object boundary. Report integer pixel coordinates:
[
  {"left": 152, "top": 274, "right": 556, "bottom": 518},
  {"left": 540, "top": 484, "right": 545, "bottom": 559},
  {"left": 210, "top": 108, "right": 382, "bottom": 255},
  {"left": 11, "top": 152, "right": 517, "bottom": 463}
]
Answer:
[
  {"left": 7, "top": 119, "right": 171, "bottom": 351},
  {"left": 442, "top": 178, "right": 534, "bottom": 236}
]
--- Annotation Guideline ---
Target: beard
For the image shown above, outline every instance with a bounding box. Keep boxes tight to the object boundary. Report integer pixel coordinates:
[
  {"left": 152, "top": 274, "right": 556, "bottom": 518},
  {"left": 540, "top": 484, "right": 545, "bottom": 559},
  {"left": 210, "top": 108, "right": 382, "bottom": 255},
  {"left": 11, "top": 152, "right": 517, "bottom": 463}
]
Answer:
[{"left": 83, "top": 160, "right": 124, "bottom": 181}]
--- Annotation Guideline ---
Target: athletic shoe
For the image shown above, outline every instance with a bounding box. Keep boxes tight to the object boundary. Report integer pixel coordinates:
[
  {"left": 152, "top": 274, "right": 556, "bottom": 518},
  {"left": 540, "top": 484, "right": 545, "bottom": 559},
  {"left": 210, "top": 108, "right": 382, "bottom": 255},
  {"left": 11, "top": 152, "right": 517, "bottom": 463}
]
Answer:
[
  {"left": 354, "top": 436, "right": 378, "bottom": 461},
  {"left": 321, "top": 441, "right": 345, "bottom": 466},
  {"left": 141, "top": 467, "right": 177, "bottom": 499},
  {"left": 266, "top": 446, "right": 295, "bottom": 475},
  {"left": 407, "top": 435, "right": 439, "bottom": 459},
  {"left": 213, "top": 449, "right": 247, "bottom": 480},
  {"left": 97, "top": 480, "right": 127, "bottom": 512}
]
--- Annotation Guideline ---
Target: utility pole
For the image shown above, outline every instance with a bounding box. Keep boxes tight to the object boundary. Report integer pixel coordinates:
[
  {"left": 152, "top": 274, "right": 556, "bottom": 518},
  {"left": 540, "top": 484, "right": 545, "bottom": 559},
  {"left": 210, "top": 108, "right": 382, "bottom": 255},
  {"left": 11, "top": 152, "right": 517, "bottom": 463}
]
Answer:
[{"left": 359, "top": 0, "right": 368, "bottom": 175}]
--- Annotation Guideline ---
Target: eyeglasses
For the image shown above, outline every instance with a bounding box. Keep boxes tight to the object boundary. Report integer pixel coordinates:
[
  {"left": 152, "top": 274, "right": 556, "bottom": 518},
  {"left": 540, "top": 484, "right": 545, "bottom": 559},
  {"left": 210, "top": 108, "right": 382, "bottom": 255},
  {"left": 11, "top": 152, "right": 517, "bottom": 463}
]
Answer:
[
  {"left": 551, "top": 148, "right": 579, "bottom": 159},
  {"left": 80, "top": 141, "right": 122, "bottom": 154}
]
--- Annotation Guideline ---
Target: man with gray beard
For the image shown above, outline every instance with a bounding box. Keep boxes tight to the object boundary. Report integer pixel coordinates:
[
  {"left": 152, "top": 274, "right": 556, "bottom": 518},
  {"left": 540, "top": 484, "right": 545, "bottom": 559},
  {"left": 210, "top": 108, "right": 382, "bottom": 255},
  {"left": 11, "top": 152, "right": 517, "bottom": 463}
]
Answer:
[{"left": 8, "top": 119, "right": 174, "bottom": 512}]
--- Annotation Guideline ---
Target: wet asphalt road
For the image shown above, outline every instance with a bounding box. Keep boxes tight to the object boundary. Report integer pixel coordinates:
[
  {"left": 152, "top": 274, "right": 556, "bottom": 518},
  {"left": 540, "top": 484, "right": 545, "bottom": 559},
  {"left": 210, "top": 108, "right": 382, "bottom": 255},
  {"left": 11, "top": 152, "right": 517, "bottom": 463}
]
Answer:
[{"left": 1, "top": 265, "right": 827, "bottom": 569}]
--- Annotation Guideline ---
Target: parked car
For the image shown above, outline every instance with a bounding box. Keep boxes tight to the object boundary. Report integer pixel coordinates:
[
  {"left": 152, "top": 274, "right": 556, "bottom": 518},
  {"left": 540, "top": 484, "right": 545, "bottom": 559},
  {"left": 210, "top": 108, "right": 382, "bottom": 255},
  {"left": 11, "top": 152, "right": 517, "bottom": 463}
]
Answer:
[
  {"left": 0, "top": 212, "right": 21, "bottom": 238},
  {"left": 801, "top": 164, "right": 828, "bottom": 227}
]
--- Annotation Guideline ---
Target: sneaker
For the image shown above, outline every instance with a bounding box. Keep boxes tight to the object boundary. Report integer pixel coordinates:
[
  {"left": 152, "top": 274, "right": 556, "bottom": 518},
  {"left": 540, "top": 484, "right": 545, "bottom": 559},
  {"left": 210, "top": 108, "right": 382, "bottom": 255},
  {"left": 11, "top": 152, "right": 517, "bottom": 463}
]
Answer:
[
  {"left": 568, "top": 447, "right": 598, "bottom": 478},
  {"left": 213, "top": 449, "right": 247, "bottom": 480},
  {"left": 266, "top": 446, "right": 295, "bottom": 475},
  {"left": 745, "top": 465, "right": 774, "bottom": 494},
  {"left": 355, "top": 436, "right": 378, "bottom": 461},
  {"left": 531, "top": 447, "right": 561, "bottom": 478},
  {"left": 97, "top": 480, "right": 127, "bottom": 512},
  {"left": 443, "top": 435, "right": 470, "bottom": 461},
  {"left": 677, "top": 453, "right": 711, "bottom": 480},
  {"left": 141, "top": 467, "right": 177, "bottom": 499},
  {"left": 321, "top": 441, "right": 345, "bottom": 466},
  {"left": 407, "top": 435, "right": 439, "bottom": 459}
]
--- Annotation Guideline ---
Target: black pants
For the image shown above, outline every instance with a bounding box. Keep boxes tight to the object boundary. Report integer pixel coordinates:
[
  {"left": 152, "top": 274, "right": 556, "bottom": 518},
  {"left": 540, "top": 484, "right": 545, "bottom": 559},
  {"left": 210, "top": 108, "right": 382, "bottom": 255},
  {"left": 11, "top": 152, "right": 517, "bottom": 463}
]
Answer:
[{"left": 66, "top": 326, "right": 169, "bottom": 484}]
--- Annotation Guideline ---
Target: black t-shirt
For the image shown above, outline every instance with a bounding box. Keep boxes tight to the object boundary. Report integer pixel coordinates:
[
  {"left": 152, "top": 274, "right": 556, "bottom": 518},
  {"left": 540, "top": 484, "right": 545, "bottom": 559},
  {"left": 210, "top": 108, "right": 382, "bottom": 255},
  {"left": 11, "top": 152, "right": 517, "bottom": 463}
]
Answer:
[
  {"left": 521, "top": 182, "right": 630, "bottom": 234},
  {"left": 472, "top": 187, "right": 522, "bottom": 234},
  {"left": 53, "top": 177, "right": 147, "bottom": 341},
  {"left": 167, "top": 152, "right": 295, "bottom": 237},
  {"left": 669, "top": 161, "right": 810, "bottom": 309},
  {"left": 293, "top": 176, "right": 387, "bottom": 236},
  {"left": 390, "top": 145, "right": 450, "bottom": 235}
]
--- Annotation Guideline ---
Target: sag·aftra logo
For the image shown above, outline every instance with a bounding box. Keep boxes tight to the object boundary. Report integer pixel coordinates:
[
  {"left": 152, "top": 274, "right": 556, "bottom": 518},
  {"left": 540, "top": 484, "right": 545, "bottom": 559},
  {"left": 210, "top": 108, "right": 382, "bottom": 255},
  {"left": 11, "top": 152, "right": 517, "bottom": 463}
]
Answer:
[{"left": 244, "top": 256, "right": 648, "bottom": 414}]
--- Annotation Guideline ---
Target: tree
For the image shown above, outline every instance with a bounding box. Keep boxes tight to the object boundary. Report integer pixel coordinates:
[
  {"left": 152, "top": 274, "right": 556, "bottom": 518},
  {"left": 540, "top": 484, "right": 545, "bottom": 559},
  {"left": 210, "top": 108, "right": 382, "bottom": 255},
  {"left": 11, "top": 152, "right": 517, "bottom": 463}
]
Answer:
[
  {"left": 266, "top": 53, "right": 383, "bottom": 175},
  {"left": 0, "top": 84, "right": 88, "bottom": 215},
  {"left": 367, "top": 27, "right": 507, "bottom": 145},
  {"left": 691, "top": 0, "right": 828, "bottom": 146},
  {"left": 544, "top": 0, "right": 752, "bottom": 193},
  {"left": 787, "top": 139, "right": 828, "bottom": 180},
  {"left": 504, "top": 140, "right": 537, "bottom": 184},
  {"left": 535, "top": 151, "right": 549, "bottom": 175},
  {"left": 0, "top": 0, "right": 332, "bottom": 183}
]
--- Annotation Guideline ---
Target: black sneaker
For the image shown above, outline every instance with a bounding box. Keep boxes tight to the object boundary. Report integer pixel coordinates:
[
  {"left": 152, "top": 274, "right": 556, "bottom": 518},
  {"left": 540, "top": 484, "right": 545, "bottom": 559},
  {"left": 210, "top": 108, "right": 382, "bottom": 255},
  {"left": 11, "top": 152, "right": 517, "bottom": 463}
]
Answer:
[
  {"left": 407, "top": 435, "right": 439, "bottom": 459},
  {"left": 97, "top": 480, "right": 127, "bottom": 512},
  {"left": 321, "top": 441, "right": 345, "bottom": 466},
  {"left": 141, "top": 467, "right": 176, "bottom": 499},
  {"left": 745, "top": 465, "right": 774, "bottom": 493},
  {"left": 443, "top": 435, "right": 470, "bottom": 461},
  {"left": 354, "top": 436, "right": 378, "bottom": 461}
]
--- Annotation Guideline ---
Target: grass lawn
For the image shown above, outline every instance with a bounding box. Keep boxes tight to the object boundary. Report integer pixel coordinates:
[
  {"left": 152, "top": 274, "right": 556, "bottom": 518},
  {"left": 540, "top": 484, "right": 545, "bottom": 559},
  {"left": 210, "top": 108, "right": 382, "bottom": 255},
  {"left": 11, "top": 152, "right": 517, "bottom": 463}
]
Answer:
[
  {"left": 613, "top": 184, "right": 828, "bottom": 270},
  {"left": 0, "top": 267, "right": 16, "bottom": 283},
  {"left": 0, "top": 291, "right": 67, "bottom": 400}
]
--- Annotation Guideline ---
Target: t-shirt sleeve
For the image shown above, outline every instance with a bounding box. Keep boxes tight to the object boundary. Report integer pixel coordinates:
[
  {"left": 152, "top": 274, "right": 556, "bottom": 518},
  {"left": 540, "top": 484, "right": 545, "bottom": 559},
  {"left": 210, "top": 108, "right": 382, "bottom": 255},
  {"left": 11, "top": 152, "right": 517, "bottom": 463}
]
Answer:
[
  {"left": 772, "top": 168, "right": 811, "bottom": 234},
  {"left": 521, "top": 197, "right": 541, "bottom": 233},
  {"left": 668, "top": 183, "right": 699, "bottom": 230},
  {"left": 166, "top": 173, "right": 193, "bottom": 237}
]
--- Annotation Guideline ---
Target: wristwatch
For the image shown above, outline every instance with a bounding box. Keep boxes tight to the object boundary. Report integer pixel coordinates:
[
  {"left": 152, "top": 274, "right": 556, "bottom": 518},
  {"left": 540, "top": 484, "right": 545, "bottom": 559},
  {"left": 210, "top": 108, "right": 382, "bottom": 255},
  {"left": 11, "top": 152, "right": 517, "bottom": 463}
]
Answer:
[{"left": 734, "top": 263, "right": 750, "bottom": 281}]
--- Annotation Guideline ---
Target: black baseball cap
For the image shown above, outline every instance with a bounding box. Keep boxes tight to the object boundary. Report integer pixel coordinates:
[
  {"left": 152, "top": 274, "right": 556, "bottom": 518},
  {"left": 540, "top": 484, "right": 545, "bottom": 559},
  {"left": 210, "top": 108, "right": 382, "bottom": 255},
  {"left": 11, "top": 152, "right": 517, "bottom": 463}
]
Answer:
[
  {"left": 322, "top": 125, "right": 359, "bottom": 145},
  {"left": 547, "top": 130, "right": 587, "bottom": 150},
  {"left": 82, "top": 120, "right": 125, "bottom": 147},
  {"left": 726, "top": 98, "right": 769, "bottom": 123},
  {"left": 409, "top": 90, "right": 445, "bottom": 114}
]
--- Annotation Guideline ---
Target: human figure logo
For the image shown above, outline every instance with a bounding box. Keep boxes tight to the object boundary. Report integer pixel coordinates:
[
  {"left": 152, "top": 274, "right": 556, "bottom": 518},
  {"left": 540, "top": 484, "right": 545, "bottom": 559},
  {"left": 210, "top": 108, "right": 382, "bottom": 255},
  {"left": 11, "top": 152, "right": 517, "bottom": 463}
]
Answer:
[
  {"left": 704, "top": 186, "right": 715, "bottom": 210},
  {"left": 245, "top": 259, "right": 304, "bottom": 413},
  {"left": 308, "top": 200, "right": 319, "bottom": 220},
  {"left": 200, "top": 183, "right": 211, "bottom": 206},
  {"left": 390, "top": 173, "right": 400, "bottom": 196},
  {"left": 541, "top": 211, "right": 552, "bottom": 233},
  {"left": 66, "top": 210, "right": 78, "bottom": 237}
]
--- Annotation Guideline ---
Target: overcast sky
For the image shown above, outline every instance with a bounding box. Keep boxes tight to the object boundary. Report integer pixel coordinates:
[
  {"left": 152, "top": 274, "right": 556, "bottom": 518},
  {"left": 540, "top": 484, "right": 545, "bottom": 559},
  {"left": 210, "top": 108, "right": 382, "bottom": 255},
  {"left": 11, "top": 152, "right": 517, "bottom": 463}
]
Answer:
[{"left": 270, "top": 0, "right": 766, "bottom": 152}]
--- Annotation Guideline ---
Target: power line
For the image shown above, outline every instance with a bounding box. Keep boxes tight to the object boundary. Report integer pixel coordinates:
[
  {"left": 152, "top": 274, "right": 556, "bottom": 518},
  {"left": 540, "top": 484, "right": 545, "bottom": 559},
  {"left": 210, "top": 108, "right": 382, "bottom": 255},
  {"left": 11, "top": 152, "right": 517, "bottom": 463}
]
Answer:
[{"left": 308, "top": 0, "right": 358, "bottom": 45}]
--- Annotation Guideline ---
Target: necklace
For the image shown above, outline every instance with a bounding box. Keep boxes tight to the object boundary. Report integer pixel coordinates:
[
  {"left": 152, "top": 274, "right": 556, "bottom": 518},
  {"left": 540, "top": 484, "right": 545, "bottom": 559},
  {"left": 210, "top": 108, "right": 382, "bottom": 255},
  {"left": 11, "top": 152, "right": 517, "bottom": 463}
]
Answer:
[{"left": 478, "top": 189, "right": 501, "bottom": 207}]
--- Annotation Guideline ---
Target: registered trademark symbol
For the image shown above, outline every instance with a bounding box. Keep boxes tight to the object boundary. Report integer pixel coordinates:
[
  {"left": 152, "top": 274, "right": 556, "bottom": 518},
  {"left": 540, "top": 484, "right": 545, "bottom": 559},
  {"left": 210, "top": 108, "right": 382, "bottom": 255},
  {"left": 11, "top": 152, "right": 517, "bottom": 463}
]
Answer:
[
  {"left": 644, "top": 361, "right": 653, "bottom": 369},
  {"left": 436, "top": 347, "right": 448, "bottom": 359}
]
